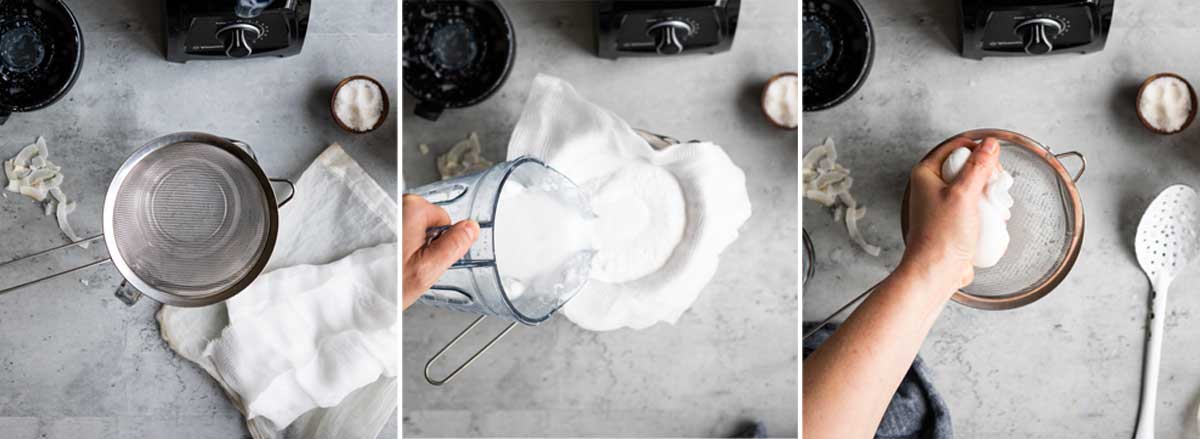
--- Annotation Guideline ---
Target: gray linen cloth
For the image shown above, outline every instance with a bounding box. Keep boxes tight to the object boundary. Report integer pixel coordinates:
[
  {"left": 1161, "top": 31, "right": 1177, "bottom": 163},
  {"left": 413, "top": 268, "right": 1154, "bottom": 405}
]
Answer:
[{"left": 803, "top": 324, "right": 953, "bottom": 439}]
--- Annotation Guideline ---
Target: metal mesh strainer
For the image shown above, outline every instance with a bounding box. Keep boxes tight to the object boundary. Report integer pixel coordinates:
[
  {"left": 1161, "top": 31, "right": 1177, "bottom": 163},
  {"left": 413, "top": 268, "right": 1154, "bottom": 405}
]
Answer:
[
  {"left": 0, "top": 132, "right": 293, "bottom": 307},
  {"left": 804, "top": 129, "right": 1086, "bottom": 339},
  {"left": 107, "top": 140, "right": 273, "bottom": 303},
  {"left": 903, "top": 129, "right": 1086, "bottom": 309}
]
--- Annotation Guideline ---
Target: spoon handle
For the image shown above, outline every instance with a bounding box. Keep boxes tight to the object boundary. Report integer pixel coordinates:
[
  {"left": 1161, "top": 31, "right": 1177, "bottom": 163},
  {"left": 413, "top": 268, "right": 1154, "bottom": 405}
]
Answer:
[{"left": 1134, "top": 281, "right": 1170, "bottom": 439}]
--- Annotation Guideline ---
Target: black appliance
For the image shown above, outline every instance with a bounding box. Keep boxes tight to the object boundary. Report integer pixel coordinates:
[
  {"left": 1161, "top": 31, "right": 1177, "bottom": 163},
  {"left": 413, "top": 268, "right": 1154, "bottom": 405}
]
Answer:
[
  {"left": 164, "top": 0, "right": 311, "bottom": 62},
  {"left": 961, "top": 0, "right": 1114, "bottom": 59},
  {"left": 803, "top": 0, "right": 873, "bottom": 112},
  {"left": 402, "top": 0, "right": 515, "bottom": 121},
  {"left": 595, "top": 0, "right": 739, "bottom": 58},
  {"left": 0, "top": 0, "right": 84, "bottom": 125}
]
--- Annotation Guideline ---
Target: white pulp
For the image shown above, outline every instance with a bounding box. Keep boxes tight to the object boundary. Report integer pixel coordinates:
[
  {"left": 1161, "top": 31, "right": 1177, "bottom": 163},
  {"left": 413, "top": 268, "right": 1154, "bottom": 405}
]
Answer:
[
  {"left": 941, "top": 146, "right": 1015, "bottom": 268},
  {"left": 585, "top": 162, "right": 686, "bottom": 283}
]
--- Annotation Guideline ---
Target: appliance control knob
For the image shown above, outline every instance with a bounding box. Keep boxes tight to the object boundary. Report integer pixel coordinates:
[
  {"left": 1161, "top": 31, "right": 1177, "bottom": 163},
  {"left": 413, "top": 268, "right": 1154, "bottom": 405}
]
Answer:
[
  {"left": 647, "top": 20, "right": 693, "bottom": 55},
  {"left": 217, "top": 23, "right": 263, "bottom": 58},
  {"left": 1014, "top": 18, "right": 1064, "bottom": 55}
]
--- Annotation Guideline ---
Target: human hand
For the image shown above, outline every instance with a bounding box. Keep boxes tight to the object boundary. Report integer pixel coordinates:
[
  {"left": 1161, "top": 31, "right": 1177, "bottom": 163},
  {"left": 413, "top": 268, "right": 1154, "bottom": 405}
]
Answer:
[
  {"left": 900, "top": 137, "right": 1000, "bottom": 293},
  {"left": 402, "top": 194, "right": 480, "bottom": 310}
]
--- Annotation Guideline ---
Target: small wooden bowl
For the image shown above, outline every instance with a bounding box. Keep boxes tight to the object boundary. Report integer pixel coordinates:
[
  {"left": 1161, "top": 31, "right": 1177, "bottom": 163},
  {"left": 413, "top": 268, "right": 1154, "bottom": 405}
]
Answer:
[
  {"left": 331, "top": 75, "right": 390, "bottom": 134},
  {"left": 1136, "top": 72, "right": 1197, "bottom": 135},
  {"left": 761, "top": 71, "right": 799, "bottom": 130}
]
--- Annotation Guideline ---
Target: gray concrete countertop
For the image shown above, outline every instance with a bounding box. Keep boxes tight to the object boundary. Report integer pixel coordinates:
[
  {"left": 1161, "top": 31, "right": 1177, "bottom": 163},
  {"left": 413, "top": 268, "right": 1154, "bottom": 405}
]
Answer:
[
  {"left": 402, "top": 1, "right": 798, "bottom": 437},
  {"left": 803, "top": 1, "right": 1200, "bottom": 437},
  {"left": 0, "top": 1, "right": 397, "bottom": 438}
]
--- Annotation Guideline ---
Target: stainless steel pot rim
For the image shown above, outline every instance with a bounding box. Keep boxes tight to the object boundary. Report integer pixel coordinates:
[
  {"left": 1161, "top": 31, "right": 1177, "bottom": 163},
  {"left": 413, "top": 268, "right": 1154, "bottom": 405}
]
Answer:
[{"left": 102, "top": 132, "right": 281, "bottom": 307}]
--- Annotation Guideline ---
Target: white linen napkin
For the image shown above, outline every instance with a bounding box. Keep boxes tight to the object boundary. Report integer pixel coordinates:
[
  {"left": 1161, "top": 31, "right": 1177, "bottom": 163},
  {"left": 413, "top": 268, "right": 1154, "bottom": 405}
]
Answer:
[{"left": 157, "top": 143, "right": 397, "bottom": 439}]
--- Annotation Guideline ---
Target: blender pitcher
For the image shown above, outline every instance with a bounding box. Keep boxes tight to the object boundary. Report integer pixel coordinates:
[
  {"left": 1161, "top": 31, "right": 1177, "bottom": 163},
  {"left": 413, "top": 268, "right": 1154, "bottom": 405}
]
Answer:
[{"left": 407, "top": 156, "right": 595, "bottom": 385}]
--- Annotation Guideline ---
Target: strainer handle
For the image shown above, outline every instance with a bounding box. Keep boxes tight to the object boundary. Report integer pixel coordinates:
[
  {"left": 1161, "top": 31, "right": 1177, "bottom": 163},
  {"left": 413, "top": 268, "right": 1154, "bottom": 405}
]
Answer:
[
  {"left": 1054, "top": 151, "right": 1086, "bottom": 183},
  {"left": 114, "top": 281, "right": 143, "bottom": 306},
  {"left": 224, "top": 138, "right": 296, "bottom": 207},
  {"left": 424, "top": 315, "right": 517, "bottom": 385},
  {"left": 269, "top": 178, "right": 296, "bottom": 207},
  {"left": 634, "top": 128, "right": 682, "bottom": 150},
  {"left": 0, "top": 234, "right": 110, "bottom": 297},
  {"left": 227, "top": 138, "right": 257, "bottom": 159}
]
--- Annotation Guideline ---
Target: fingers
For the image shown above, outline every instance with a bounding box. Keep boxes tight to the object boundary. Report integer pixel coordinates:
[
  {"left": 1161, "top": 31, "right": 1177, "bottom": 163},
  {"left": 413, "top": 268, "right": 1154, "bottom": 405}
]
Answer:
[
  {"left": 918, "top": 136, "right": 979, "bottom": 174},
  {"left": 402, "top": 195, "right": 452, "bottom": 257},
  {"left": 412, "top": 219, "right": 480, "bottom": 285},
  {"left": 403, "top": 194, "right": 451, "bottom": 229},
  {"left": 950, "top": 137, "right": 1000, "bottom": 194}
]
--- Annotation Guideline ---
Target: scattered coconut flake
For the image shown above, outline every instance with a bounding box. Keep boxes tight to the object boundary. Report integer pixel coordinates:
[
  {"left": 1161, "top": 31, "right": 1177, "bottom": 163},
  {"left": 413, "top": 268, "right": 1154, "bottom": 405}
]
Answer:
[
  {"left": 5, "top": 137, "right": 88, "bottom": 248},
  {"left": 802, "top": 137, "right": 881, "bottom": 256},
  {"left": 418, "top": 143, "right": 430, "bottom": 155},
  {"left": 436, "top": 132, "right": 494, "bottom": 180}
]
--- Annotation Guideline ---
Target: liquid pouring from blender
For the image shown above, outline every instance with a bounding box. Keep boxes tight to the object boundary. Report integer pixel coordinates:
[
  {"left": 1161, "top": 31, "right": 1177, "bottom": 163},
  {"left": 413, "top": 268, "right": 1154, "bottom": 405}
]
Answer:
[{"left": 409, "top": 157, "right": 597, "bottom": 385}]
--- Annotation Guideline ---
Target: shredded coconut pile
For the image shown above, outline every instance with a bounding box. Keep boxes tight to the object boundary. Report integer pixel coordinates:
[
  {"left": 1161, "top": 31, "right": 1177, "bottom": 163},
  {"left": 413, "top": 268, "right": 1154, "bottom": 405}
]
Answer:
[
  {"left": 436, "top": 132, "right": 494, "bottom": 180},
  {"left": 4, "top": 137, "right": 87, "bottom": 248},
  {"left": 802, "top": 137, "right": 879, "bottom": 256}
]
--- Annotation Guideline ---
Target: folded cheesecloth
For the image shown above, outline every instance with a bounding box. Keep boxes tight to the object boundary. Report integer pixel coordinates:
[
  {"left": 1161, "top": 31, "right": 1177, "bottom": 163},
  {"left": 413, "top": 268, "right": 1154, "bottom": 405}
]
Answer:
[
  {"left": 158, "top": 144, "right": 398, "bottom": 439},
  {"left": 803, "top": 324, "right": 953, "bottom": 439}
]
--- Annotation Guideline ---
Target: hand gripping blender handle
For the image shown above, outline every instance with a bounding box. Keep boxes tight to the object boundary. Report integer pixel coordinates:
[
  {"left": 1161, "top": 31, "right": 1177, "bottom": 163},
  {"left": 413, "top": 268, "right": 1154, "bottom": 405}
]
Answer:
[
  {"left": 409, "top": 184, "right": 515, "bottom": 385},
  {"left": 418, "top": 223, "right": 497, "bottom": 315},
  {"left": 420, "top": 226, "right": 515, "bottom": 386}
]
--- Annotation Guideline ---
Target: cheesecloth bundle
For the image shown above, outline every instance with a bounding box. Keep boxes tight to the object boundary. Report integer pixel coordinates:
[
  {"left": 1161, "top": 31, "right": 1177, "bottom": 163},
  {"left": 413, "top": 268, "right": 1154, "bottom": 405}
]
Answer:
[{"left": 505, "top": 74, "right": 751, "bottom": 331}]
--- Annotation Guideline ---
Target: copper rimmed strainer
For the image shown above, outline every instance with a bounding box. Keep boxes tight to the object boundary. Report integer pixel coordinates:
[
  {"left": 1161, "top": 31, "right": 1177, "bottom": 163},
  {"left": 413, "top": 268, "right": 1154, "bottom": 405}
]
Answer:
[
  {"left": 903, "top": 129, "right": 1087, "bottom": 309},
  {"left": 805, "top": 129, "right": 1086, "bottom": 339}
]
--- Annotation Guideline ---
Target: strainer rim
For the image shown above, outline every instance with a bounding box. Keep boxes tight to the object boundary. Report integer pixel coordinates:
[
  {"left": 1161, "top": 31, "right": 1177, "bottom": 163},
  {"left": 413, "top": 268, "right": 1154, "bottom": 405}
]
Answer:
[
  {"left": 900, "top": 128, "right": 1085, "bottom": 310},
  {"left": 102, "top": 132, "right": 280, "bottom": 307}
]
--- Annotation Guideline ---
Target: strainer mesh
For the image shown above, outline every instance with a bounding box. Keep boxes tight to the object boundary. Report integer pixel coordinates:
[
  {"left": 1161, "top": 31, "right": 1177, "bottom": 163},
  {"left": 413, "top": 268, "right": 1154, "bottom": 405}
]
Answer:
[
  {"left": 111, "top": 143, "right": 270, "bottom": 297},
  {"left": 963, "top": 141, "right": 1076, "bottom": 298}
]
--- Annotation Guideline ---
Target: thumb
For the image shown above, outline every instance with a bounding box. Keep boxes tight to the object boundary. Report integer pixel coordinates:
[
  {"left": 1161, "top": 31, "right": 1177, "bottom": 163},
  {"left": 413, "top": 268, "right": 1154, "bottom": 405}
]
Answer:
[
  {"left": 951, "top": 137, "right": 999, "bottom": 195},
  {"left": 416, "top": 219, "right": 480, "bottom": 275}
]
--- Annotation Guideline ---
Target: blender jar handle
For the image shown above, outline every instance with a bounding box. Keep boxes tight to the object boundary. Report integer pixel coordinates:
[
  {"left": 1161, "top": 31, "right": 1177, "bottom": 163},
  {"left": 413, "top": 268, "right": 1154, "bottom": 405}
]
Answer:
[{"left": 424, "top": 315, "right": 517, "bottom": 385}]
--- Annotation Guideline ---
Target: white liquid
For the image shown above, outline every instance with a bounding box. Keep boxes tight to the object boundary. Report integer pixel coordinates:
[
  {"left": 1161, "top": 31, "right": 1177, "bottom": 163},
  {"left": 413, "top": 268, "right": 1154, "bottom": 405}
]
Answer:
[
  {"left": 494, "top": 182, "right": 594, "bottom": 304},
  {"left": 1139, "top": 76, "right": 1192, "bottom": 133}
]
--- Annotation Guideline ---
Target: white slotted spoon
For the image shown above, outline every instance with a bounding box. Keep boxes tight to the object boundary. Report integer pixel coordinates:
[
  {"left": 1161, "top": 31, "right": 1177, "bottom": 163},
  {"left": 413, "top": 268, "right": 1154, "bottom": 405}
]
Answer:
[{"left": 1134, "top": 185, "right": 1200, "bottom": 439}]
